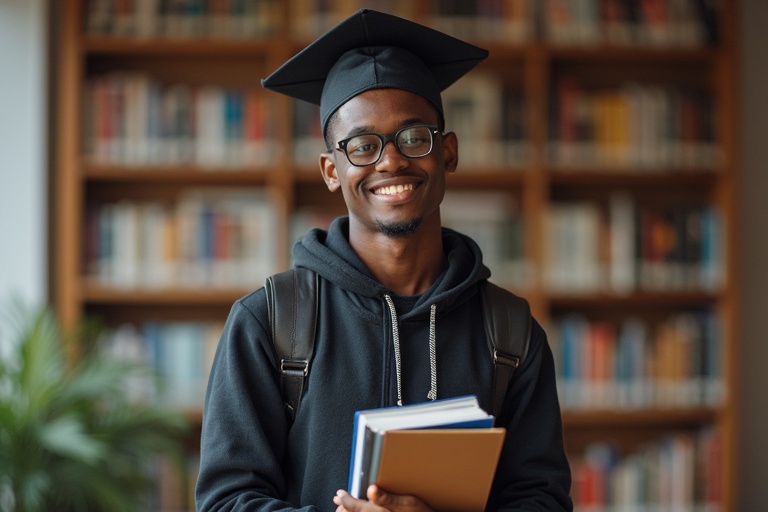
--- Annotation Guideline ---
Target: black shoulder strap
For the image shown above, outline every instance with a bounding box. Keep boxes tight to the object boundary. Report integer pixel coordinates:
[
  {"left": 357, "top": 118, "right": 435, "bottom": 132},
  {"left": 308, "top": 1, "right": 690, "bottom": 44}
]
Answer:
[
  {"left": 265, "top": 270, "right": 531, "bottom": 422},
  {"left": 264, "top": 267, "right": 319, "bottom": 423},
  {"left": 481, "top": 281, "right": 532, "bottom": 418}
]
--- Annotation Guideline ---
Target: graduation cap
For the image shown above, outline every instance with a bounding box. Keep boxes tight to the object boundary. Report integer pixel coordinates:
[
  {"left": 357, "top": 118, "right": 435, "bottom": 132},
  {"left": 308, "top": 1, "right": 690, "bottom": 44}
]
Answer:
[{"left": 261, "top": 9, "right": 488, "bottom": 134}]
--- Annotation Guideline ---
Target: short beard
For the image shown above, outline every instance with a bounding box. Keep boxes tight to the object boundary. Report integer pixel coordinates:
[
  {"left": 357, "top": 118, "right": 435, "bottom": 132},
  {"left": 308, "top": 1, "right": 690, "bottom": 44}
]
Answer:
[{"left": 376, "top": 217, "right": 422, "bottom": 237}]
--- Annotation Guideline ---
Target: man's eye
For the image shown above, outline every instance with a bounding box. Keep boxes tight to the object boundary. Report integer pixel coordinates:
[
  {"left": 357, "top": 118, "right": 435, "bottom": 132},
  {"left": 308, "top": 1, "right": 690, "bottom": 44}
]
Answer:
[
  {"left": 401, "top": 136, "right": 426, "bottom": 146},
  {"left": 350, "top": 142, "right": 378, "bottom": 154}
]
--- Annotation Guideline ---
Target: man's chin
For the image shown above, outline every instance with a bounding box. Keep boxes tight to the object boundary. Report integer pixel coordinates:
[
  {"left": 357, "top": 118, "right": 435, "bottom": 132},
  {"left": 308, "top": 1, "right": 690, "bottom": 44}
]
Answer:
[{"left": 376, "top": 217, "right": 422, "bottom": 238}]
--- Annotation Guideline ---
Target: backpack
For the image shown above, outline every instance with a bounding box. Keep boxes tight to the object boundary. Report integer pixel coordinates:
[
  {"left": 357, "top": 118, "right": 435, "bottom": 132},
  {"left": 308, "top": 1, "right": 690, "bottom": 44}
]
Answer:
[{"left": 265, "top": 267, "right": 531, "bottom": 422}]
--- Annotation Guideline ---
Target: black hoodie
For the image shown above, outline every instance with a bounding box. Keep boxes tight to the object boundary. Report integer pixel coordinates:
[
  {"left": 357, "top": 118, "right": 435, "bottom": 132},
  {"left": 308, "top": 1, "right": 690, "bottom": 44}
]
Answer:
[{"left": 196, "top": 217, "right": 572, "bottom": 511}]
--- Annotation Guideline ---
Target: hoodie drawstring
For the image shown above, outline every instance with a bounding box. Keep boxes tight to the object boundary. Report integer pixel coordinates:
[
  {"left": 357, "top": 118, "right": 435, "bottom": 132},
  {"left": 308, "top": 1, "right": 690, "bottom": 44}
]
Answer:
[{"left": 384, "top": 295, "right": 438, "bottom": 406}]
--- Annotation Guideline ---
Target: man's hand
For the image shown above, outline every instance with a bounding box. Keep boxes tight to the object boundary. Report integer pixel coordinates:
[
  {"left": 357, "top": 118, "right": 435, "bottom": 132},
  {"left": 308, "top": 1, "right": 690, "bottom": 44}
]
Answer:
[{"left": 333, "top": 486, "right": 434, "bottom": 512}]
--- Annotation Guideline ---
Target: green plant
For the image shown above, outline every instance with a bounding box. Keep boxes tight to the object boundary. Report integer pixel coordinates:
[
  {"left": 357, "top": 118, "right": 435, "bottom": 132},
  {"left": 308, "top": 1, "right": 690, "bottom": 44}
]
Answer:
[{"left": 0, "top": 300, "right": 190, "bottom": 512}]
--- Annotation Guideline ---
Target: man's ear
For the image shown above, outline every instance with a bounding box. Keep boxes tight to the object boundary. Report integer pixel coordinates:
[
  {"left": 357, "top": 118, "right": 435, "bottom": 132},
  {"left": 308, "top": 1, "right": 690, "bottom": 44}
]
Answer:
[
  {"left": 441, "top": 131, "right": 458, "bottom": 174},
  {"left": 320, "top": 152, "right": 341, "bottom": 192}
]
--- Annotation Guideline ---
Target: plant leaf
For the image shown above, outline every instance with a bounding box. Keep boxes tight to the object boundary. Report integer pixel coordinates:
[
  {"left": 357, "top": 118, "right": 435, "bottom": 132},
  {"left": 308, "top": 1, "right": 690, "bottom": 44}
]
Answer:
[{"left": 38, "top": 416, "right": 105, "bottom": 464}]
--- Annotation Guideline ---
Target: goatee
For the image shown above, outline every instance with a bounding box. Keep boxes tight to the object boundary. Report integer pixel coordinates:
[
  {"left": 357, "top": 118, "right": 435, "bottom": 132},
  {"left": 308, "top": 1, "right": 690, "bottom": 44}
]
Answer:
[{"left": 376, "top": 217, "right": 422, "bottom": 237}]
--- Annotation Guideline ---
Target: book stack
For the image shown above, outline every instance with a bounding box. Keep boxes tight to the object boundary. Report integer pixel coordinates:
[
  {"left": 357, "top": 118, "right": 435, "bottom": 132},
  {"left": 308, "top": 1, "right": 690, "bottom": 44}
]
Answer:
[
  {"left": 549, "top": 78, "right": 720, "bottom": 171},
  {"left": 442, "top": 74, "right": 531, "bottom": 169},
  {"left": 291, "top": 100, "right": 324, "bottom": 166},
  {"left": 571, "top": 430, "right": 721, "bottom": 510},
  {"left": 429, "top": 0, "right": 535, "bottom": 43},
  {"left": 85, "top": 188, "right": 278, "bottom": 289},
  {"left": 289, "top": 0, "right": 417, "bottom": 39},
  {"left": 541, "top": 0, "right": 717, "bottom": 47},
  {"left": 543, "top": 196, "right": 723, "bottom": 294},
  {"left": 100, "top": 320, "right": 223, "bottom": 408},
  {"left": 85, "top": 0, "right": 281, "bottom": 39},
  {"left": 441, "top": 191, "right": 530, "bottom": 289},
  {"left": 549, "top": 311, "right": 723, "bottom": 410},
  {"left": 83, "top": 73, "right": 277, "bottom": 169},
  {"left": 348, "top": 395, "right": 505, "bottom": 511}
]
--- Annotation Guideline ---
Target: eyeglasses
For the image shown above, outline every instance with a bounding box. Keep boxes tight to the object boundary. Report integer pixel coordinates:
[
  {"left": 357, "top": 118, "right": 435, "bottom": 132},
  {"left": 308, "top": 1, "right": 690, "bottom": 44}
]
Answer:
[{"left": 335, "top": 124, "right": 440, "bottom": 167}]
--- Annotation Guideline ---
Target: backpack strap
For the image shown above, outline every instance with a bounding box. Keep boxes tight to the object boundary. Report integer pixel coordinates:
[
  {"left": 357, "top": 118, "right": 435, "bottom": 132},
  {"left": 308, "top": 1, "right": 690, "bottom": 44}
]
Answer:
[
  {"left": 265, "top": 270, "right": 531, "bottom": 422},
  {"left": 481, "top": 281, "right": 532, "bottom": 418},
  {"left": 265, "top": 267, "right": 319, "bottom": 423}
]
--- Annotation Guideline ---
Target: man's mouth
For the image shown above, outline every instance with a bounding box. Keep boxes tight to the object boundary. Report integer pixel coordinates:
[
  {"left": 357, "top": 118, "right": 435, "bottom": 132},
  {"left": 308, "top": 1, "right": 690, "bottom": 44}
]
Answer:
[{"left": 373, "top": 183, "right": 415, "bottom": 196}]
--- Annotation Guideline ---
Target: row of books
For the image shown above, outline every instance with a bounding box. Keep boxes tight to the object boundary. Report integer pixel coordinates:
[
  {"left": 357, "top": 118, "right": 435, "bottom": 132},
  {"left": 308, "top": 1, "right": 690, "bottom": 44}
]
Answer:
[
  {"left": 289, "top": 0, "right": 416, "bottom": 39},
  {"left": 441, "top": 191, "right": 530, "bottom": 288},
  {"left": 550, "top": 79, "right": 720, "bottom": 170},
  {"left": 571, "top": 430, "right": 721, "bottom": 511},
  {"left": 544, "top": 195, "right": 723, "bottom": 294},
  {"left": 550, "top": 311, "right": 722, "bottom": 410},
  {"left": 85, "top": 0, "right": 281, "bottom": 39},
  {"left": 86, "top": 0, "right": 718, "bottom": 48},
  {"left": 83, "top": 73, "right": 277, "bottom": 168},
  {"left": 280, "top": 0, "right": 716, "bottom": 47},
  {"left": 81, "top": 71, "right": 721, "bottom": 173},
  {"left": 84, "top": 189, "right": 278, "bottom": 289},
  {"left": 442, "top": 76, "right": 531, "bottom": 168},
  {"left": 100, "top": 320, "right": 223, "bottom": 408},
  {"left": 540, "top": 0, "right": 717, "bottom": 47}
]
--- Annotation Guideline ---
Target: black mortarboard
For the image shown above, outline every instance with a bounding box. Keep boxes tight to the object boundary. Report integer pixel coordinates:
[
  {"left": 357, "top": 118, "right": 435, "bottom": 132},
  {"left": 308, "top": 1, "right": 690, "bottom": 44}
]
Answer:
[{"left": 261, "top": 9, "right": 488, "bottom": 134}]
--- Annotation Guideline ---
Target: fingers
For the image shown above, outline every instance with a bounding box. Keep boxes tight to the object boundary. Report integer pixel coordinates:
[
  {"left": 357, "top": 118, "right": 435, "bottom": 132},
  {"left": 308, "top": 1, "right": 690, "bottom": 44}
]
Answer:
[
  {"left": 368, "top": 485, "right": 432, "bottom": 512},
  {"left": 334, "top": 489, "right": 376, "bottom": 512}
]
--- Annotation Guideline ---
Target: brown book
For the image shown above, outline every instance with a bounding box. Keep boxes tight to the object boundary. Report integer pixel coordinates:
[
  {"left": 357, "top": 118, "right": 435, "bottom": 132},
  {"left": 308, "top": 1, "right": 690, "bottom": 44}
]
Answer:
[{"left": 372, "top": 427, "right": 506, "bottom": 512}]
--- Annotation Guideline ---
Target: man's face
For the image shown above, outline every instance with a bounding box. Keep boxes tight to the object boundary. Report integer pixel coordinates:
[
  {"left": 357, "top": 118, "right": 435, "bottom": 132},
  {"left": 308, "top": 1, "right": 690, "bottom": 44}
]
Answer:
[{"left": 320, "top": 88, "right": 458, "bottom": 239}]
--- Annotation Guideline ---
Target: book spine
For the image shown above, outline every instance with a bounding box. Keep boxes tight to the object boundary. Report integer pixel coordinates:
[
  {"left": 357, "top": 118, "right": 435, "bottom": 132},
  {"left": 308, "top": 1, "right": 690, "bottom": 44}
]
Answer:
[
  {"left": 85, "top": 190, "right": 278, "bottom": 288},
  {"left": 552, "top": 311, "right": 722, "bottom": 410},
  {"left": 571, "top": 429, "right": 721, "bottom": 509}
]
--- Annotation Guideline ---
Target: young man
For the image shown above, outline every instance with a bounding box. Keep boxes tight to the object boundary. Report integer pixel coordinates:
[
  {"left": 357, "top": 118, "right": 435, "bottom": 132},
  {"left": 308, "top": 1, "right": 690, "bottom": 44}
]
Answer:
[{"left": 196, "top": 9, "right": 572, "bottom": 512}]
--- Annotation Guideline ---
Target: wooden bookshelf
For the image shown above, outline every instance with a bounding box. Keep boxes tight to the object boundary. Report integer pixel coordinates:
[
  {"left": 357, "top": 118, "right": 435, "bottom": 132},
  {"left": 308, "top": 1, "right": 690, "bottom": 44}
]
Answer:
[{"left": 52, "top": 1, "right": 740, "bottom": 510}]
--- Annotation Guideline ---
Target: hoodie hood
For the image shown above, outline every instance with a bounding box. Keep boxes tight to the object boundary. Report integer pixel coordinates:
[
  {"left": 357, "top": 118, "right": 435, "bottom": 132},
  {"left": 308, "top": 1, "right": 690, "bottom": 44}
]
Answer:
[{"left": 291, "top": 216, "right": 491, "bottom": 317}]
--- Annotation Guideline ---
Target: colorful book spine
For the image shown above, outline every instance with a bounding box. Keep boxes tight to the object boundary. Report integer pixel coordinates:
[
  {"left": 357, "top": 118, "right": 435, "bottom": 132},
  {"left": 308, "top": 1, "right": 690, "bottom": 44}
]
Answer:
[
  {"left": 550, "top": 311, "right": 722, "bottom": 410},
  {"left": 85, "top": 189, "right": 278, "bottom": 288},
  {"left": 549, "top": 79, "right": 720, "bottom": 171},
  {"left": 570, "top": 429, "right": 721, "bottom": 511},
  {"left": 541, "top": 0, "right": 715, "bottom": 47},
  {"left": 84, "top": 0, "right": 280, "bottom": 38},
  {"left": 544, "top": 196, "right": 723, "bottom": 294},
  {"left": 84, "top": 73, "right": 276, "bottom": 169}
]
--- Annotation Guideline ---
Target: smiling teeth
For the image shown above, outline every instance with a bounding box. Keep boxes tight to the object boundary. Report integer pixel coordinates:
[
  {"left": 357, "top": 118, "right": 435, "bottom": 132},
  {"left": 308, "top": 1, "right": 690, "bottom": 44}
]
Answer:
[{"left": 374, "top": 183, "right": 414, "bottom": 195}]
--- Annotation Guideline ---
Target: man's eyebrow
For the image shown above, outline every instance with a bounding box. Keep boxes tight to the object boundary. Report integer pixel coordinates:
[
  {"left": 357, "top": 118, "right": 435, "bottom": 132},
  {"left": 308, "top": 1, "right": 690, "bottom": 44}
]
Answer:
[
  {"left": 343, "top": 118, "right": 430, "bottom": 138},
  {"left": 344, "top": 125, "right": 377, "bottom": 138}
]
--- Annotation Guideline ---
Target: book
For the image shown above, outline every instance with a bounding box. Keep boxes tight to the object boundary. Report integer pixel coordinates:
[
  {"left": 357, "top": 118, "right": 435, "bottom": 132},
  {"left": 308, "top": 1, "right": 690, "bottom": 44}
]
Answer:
[{"left": 347, "top": 395, "right": 505, "bottom": 511}]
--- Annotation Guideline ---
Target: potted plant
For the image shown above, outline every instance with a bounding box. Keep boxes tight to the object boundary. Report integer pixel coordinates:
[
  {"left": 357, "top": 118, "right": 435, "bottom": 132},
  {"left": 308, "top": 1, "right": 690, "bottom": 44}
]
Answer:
[{"left": 0, "top": 300, "right": 190, "bottom": 512}]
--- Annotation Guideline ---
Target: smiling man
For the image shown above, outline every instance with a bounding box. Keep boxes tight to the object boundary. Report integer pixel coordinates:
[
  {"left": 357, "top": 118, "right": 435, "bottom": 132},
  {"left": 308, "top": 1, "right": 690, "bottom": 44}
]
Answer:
[{"left": 196, "top": 9, "right": 572, "bottom": 512}]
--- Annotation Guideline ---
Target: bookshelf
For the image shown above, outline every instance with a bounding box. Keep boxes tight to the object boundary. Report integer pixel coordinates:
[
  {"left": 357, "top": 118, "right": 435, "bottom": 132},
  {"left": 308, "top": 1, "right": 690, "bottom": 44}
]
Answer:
[{"left": 51, "top": 1, "right": 739, "bottom": 510}]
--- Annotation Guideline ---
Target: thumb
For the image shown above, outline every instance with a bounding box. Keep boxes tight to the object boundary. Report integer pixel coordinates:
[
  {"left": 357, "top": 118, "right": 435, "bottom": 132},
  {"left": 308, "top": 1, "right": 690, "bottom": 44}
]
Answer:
[
  {"left": 367, "top": 485, "right": 426, "bottom": 511},
  {"left": 367, "top": 485, "right": 394, "bottom": 507}
]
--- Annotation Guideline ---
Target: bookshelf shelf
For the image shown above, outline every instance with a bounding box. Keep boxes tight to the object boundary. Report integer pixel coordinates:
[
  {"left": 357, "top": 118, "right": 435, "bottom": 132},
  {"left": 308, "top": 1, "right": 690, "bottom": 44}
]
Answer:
[
  {"left": 84, "top": 36, "right": 281, "bottom": 56},
  {"left": 547, "top": 170, "right": 719, "bottom": 186},
  {"left": 84, "top": 166, "right": 271, "bottom": 184},
  {"left": 548, "top": 291, "right": 720, "bottom": 309},
  {"left": 52, "top": 1, "right": 740, "bottom": 510},
  {"left": 82, "top": 282, "right": 250, "bottom": 306},
  {"left": 547, "top": 46, "right": 718, "bottom": 63},
  {"left": 562, "top": 406, "right": 718, "bottom": 428}
]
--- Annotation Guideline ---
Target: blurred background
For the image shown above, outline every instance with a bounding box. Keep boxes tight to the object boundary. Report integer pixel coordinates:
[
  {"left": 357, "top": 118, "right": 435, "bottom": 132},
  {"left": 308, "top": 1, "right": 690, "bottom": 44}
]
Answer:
[{"left": 1, "top": 1, "right": 766, "bottom": 511}]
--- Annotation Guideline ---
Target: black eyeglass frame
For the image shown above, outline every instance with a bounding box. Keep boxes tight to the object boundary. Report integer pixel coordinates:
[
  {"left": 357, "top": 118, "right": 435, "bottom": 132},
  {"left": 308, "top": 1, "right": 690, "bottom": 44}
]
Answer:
[{"left": 335, "top": 124, "right": 441, "bottom": 167}]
